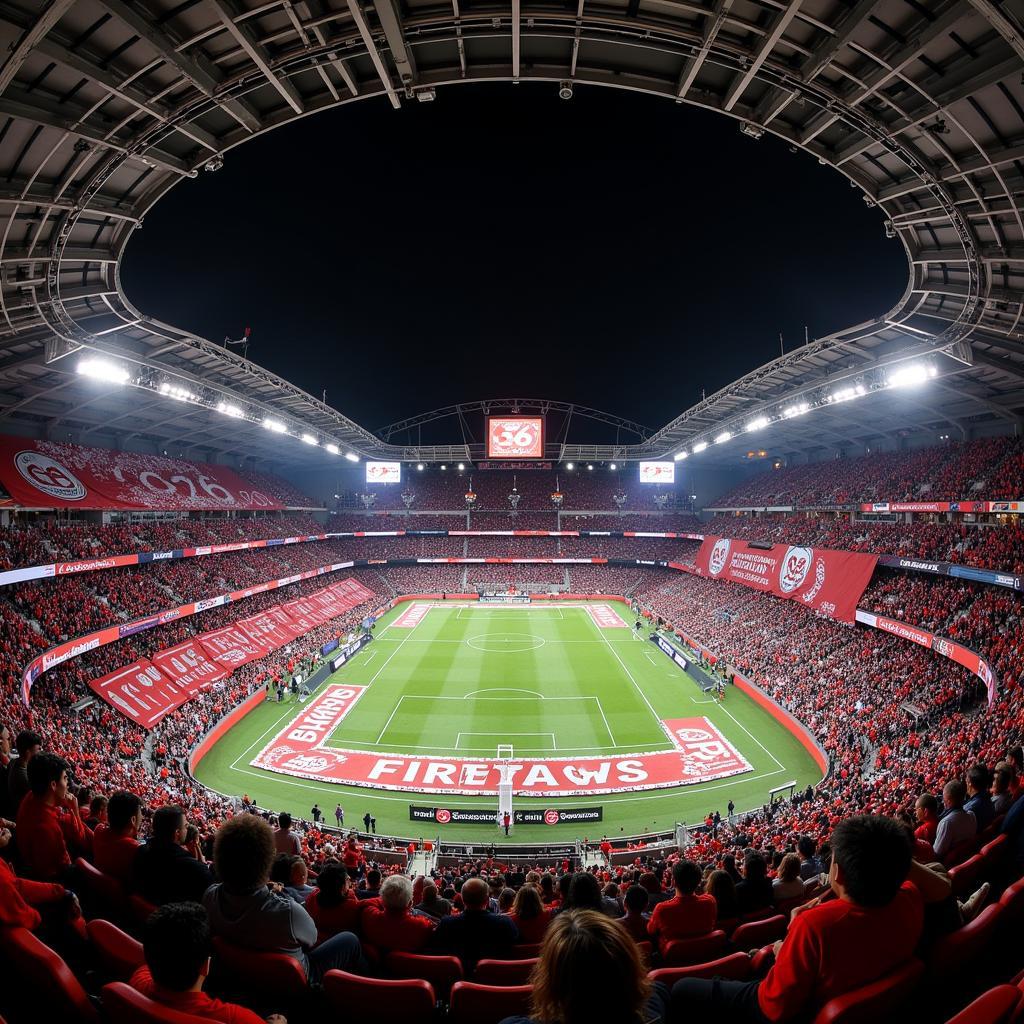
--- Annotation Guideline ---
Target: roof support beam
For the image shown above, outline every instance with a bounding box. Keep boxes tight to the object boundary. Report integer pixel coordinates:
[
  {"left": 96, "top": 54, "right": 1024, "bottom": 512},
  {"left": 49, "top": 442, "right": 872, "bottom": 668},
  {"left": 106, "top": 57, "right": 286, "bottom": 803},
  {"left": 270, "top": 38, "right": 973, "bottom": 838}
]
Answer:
[
  {"left": 676, "top": 0, "right": 733, "bottom": 98},
  {"left": 345, "top": 0, "right": 401, "bottom": 108},
  {"left": 723, "top": 0, "right": 802, "bottom": 113},
  {"left": 966, "top": 0, "right": 1024, "bottom": 63},
  {"left": 372, "top": 0, "right": 417, "bottom": 92},
  {"left": 0, "top": 0, "right": 75, "bottom": 97},
  {"left": 211, "top": 0, "right": 304, "bottom": 115},
  {"left": 511, "top": 0, "right": 521, "bottom": 81},
  {"left": 31, "top": 37, "right": 219, "bottom": 152},
  {"left": 94, "top": 0, "right": 262, "bottom": 132},
  {"left": 0, "top": 89, "right": 193, "bottom": 176}
]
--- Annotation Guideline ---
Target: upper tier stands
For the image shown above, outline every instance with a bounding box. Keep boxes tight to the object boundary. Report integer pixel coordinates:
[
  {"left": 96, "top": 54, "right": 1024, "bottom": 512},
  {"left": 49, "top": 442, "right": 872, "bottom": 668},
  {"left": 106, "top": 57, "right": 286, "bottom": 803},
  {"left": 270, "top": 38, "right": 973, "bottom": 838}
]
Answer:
[{"left": 712, "top": 437, "right": 1024, "bottom": 506}]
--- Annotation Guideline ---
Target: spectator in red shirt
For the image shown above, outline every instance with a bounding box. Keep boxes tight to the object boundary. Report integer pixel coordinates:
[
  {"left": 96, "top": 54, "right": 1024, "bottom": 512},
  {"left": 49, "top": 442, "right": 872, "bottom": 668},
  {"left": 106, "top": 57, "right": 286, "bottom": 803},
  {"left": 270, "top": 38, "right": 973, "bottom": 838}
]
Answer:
[
  {"left": 647, "top": 860, "right": 717, "bottom": 956},
  {"left": 305, "top": 861, "right": 363, "bottom": 943},
  {"left": 130, "top": 901, "right": 285, "bottom": 1024},
  {"left": 361, "top": 874, "right": 435, "bottom": 953},
  {"left": 0, "top": 822, "right": 78, "bottom": 932},
  {"left": 670, "top": 815, "right": 951, "bottom": 1023},
  {"left": 92, "top": 790, "right": 142, "bottom": 887},
  {"left": 16, "top": 753, "right": 90, "bottom": 882},
  {"left": 914, "top": 793, "right": 939, "bottom": 846}
]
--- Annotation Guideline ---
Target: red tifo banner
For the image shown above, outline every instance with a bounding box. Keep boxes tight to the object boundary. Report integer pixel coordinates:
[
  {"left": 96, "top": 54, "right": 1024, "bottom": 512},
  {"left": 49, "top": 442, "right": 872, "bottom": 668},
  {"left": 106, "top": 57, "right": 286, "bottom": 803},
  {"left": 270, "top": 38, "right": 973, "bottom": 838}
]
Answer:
[
  {"left": 87, "top": 579, "right": 375, "bottom": 727},
  {"left": 251, "top": 686, "right": 752, "bottom": 796},
  {"left": 0, "top": 435, "right": 282, "bottom": 511},
  {"left": 692, "top": 535, "right": 877, "bottom": 623}
]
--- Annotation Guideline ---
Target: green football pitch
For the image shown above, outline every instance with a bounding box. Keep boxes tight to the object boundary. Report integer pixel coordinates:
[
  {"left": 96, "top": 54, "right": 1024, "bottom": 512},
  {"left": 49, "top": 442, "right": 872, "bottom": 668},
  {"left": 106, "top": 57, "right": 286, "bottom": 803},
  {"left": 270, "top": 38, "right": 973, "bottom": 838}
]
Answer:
[{"left": 194, "top": 601, "right": 823, "bottom": 842}]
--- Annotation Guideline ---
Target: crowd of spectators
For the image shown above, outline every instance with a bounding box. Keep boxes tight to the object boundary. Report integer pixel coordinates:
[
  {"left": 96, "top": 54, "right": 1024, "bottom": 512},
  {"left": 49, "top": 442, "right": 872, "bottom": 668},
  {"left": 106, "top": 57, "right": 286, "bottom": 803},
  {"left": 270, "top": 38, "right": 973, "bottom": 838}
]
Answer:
[
  {"left": 713, "top": 436, "right": 1024, "bottom": 507},
  {"left": 1, "top": 482, "right": 1024, "bottom": 1021}
]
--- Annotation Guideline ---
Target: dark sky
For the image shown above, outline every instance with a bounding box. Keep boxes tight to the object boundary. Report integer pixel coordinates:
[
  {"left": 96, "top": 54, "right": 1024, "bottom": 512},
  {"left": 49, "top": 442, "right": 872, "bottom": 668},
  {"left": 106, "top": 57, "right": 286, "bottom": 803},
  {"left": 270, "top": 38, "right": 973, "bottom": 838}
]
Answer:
[{"left": 122, "top": 84, "right": 906, "bottom": 440}]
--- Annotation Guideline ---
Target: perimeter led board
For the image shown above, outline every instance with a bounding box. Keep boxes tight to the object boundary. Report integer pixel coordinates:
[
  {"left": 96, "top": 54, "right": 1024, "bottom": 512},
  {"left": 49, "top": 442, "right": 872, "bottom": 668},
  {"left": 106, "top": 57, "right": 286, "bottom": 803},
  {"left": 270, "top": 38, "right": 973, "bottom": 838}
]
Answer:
[
  {"left": 639, "top": 461, "right": 675, "bottom": 484},
  {"left": 486, "top": 416, "right": 545, "bottom": 459},
  {"left": 365, "top": 461, "right": 401, "bottom": 484}
]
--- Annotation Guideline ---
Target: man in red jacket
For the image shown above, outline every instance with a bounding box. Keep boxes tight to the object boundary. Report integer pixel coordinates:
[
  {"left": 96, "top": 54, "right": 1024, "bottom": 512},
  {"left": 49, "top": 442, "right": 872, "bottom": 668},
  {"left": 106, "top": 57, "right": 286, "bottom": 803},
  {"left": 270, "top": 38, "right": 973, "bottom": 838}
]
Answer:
[
  {"left": 15, "top": 753, "right": 90, "bottom": 882},
  {"left": 669, "top": 815, "right": 951, "bottom": 1023}
]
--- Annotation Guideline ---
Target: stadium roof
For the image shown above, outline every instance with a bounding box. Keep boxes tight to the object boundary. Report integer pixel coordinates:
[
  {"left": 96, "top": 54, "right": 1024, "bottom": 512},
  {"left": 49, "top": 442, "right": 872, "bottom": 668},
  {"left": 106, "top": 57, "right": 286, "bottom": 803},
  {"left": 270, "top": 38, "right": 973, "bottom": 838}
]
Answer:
[{"left": 0, "top": 0, "right": 1023, "bottom": 470}]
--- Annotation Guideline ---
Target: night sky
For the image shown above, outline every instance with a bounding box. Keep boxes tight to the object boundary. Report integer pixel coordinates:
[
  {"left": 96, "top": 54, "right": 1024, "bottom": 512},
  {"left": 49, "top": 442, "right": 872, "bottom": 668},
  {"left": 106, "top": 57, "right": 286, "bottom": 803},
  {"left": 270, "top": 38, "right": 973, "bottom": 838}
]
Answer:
[{"left": 122, "top": 84, "right": 906, "bottom": 441}]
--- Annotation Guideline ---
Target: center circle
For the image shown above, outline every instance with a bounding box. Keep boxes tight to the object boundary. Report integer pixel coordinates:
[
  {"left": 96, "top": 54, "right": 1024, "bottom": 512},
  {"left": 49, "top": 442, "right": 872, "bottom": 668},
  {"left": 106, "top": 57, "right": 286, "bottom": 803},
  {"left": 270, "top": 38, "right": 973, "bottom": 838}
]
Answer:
[{"left": 466, "top": 632, "right": 546, "bottom": 653}]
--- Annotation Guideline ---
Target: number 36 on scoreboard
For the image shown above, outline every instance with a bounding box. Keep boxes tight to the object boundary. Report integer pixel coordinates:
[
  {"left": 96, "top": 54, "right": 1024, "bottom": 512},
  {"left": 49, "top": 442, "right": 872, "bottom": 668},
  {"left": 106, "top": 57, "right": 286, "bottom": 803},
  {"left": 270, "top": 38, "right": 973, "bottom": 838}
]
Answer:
[{"left": 486, "top": 416, "right": 545, "bottom": 459}]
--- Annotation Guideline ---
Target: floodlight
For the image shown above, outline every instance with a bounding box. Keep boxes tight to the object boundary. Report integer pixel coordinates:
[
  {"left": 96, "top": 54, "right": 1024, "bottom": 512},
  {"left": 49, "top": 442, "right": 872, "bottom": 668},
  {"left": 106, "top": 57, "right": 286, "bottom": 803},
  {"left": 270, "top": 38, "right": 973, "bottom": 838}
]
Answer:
[
  {"left": 217, "top": 401, "right": 244, "bottom": 418},
  {"left": 746, "top": 416, "right": 769, "bottom": 432},
  {"left": 78, "top": 358, "right": 129, "bottom": 384},
  {"left": 301, "top": 433, "right": 318, "bottom": 445},
  {"left": 888, "top": 363, "right": 936, "bottom": 388},
  {"left": 159, "top": 382, "right": 193, "bottom": 402},
  {"left": 344, "top": 452, "right": 360, "bottom": 462},
  {"left": 692, "top": 441, "right": 708, "bottom": 453},
  {"left": 263, "top": 418, "right": 286, "bottom": 433},
  {"left": 674, "top": 451, "right": 688, "bottom": 461},
  {"left": 714, "top": 431, "right": 732, "bottom": 444}
]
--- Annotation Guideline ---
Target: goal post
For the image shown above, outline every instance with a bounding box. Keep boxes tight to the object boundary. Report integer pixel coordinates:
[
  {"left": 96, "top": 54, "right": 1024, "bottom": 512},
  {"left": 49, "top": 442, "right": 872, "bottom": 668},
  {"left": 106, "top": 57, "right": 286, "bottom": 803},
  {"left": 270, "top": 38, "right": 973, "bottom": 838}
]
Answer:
[{"left": 496, "top": 745, "right": 514, "bottom": 828}]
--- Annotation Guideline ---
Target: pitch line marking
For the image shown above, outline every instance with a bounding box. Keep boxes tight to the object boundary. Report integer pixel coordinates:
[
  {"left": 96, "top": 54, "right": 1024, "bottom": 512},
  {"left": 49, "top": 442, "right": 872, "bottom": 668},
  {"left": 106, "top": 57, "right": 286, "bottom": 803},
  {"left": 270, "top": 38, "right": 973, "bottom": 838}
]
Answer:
[
  {"left": 594, "top": 697, "right": 617, "bottom": 746},
  {"left": 584, "top": 607, "right": 663, "bottom": 726},
  {"left": 465, "top": 688, "right": 544, "bottom": 698}
]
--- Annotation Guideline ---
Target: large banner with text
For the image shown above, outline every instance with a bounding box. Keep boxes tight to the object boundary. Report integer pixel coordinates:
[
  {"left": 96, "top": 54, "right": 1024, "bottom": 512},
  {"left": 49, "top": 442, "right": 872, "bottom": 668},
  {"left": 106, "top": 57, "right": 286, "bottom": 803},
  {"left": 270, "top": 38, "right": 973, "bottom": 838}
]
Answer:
[
  {"left": 0, "top": 435, "right": 282, "bottom": 510},
  {"left": 251, "top": 686, "right": 752, "bottom": 796},
  {"left": 692, "top": 536, "right": 877, "bottom": 623}
]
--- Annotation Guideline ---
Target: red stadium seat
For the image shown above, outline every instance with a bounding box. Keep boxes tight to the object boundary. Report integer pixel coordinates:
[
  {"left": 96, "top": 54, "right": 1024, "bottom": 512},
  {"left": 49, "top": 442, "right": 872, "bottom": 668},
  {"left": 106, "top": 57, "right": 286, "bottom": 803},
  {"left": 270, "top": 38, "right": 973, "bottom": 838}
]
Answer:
[
  {"left": 663, "top": 930, "right": 729, "bottom": 966},
  {"left": 943, "top": 838, "right": 979, "bottom": 869},
  {"left": 998, "top": 878, "right": 1024, "bottom": 928},
  {"left": 129, "top": 894, "right": 158, "bottom": 930},
  {"left": 944, "top": 985, "right": 1021, "bottom": 1024},
  {"left": 649, "top": 951, "right": 754, "bottom": 986},
  {"left": 101, "top": 982, "right": 212, "bottom": 1024},
  {"left": 323, "top": 969, "right": 435, "bottom": 1024},
  {"left": 385, "top": 951, "right": 464, "bottom": 998},
  {"left": 979, "top": 835, "right": 1009, "bottom": 877},
  {"left": 210, "top": 936, "right": 307, "bottom": 998},
  {"left": 473, "top": 957, "right": 537, "bottom": 986},
  {"left": 950, "top": 854, "right": 985, "bottom": 899},
  {"left": 508, "top": 942, "right": 542, "bottom": 959},
  {"left": 810, "top": 958, "right": 924, "bottom": 1024},
  {"left": 0, "top": 926, "right": 99, "bottom": 1023},
  {"left": 87, "top": 919, "right": 145, "bottom": 981},
  {"left": 929, "top": 904, "right": 1002, "bottom": 977},
  {"left": 731, "top": 915, "right": 787, "bottom": 950},
  {"left": 75, "top": 857, "right": 127, "bottom": 920},
  {"left": 448, "top": 981, "right": 533, "bottom": 1024},
  {"left": 739, "top": 906, "right": 777, "bottom": 923}
]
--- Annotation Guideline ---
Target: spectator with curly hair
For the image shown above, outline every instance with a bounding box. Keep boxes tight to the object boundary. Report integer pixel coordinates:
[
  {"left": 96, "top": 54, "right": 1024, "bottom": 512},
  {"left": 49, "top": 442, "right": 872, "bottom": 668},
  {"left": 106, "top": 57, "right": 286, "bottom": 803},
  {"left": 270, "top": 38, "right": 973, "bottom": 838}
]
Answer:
[{"left": 202, "top": 814, "right": 361, "bottom": 982}]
